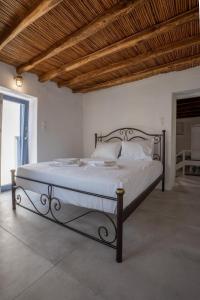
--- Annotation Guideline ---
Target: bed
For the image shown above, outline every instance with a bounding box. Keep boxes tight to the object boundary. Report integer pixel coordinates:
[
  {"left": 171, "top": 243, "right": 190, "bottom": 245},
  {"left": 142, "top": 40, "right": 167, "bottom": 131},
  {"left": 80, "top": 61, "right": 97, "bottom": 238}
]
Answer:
[{"left": 11, "top": 128, "right": 166, "bottom": 262}]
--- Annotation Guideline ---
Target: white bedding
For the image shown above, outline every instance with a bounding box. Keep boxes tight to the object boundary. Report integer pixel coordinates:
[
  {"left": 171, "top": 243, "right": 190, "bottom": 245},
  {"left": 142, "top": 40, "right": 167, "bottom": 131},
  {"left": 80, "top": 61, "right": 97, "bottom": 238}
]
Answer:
[{"left": 16, "top": 159, "right": 162, "bottom": 214}]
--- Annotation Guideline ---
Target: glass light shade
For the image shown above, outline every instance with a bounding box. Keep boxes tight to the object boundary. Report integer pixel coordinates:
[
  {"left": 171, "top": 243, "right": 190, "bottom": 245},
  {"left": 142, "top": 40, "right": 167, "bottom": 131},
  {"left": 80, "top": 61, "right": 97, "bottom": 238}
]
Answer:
[{"left": 15, "top": 75, "right": 23, "bottom": 87}]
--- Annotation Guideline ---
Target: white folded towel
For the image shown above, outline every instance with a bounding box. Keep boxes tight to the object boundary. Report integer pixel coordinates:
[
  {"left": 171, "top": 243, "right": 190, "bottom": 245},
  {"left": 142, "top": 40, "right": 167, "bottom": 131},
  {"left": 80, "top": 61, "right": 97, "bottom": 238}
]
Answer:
[
  {"left": 87, "top": 160, "right": 117, "bottom": 167},
  {"left": 54, "top": 158, "right": 80, "bottom": 165},
  {"left": 50, "top": 162, "right": 83, "bottom": 167},
  {"left": 50, "top": 158, "right": 82, "bottom": 167}
]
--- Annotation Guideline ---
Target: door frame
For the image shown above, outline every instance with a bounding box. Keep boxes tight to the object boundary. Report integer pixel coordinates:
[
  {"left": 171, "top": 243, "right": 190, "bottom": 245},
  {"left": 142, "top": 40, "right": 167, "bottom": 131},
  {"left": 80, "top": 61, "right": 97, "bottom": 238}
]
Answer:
[
  {"left": 1, "top": 95, "right": 29, "bottom": 192},
  {"left": 171, "top": 88, "right": 200, "bottom": 187}
]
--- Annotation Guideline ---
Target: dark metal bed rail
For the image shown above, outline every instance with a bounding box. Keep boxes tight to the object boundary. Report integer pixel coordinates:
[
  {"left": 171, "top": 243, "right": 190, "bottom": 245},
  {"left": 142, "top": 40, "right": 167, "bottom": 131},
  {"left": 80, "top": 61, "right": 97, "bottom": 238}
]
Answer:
[
  {"left": 11, "top": 127, "right": 166, "bottom": 263},
  {"left": 11, "top": 171, "right": 120, "bottom": 250},
  {"left": 15, "top": 175, "right": 117, "bottom": 201}
]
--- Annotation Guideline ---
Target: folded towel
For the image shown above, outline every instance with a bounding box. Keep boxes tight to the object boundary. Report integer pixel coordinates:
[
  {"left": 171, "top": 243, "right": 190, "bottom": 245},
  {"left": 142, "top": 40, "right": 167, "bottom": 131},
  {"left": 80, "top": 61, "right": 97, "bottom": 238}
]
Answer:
[
  {"left": 87, "top": 160, "right": 117, "bottom": 167},
  {"left": 54, "top": 158, "right": 80, "bottom": 165},
  {"left": 50, "top": 161, "right": 83, "bottom": 167}
]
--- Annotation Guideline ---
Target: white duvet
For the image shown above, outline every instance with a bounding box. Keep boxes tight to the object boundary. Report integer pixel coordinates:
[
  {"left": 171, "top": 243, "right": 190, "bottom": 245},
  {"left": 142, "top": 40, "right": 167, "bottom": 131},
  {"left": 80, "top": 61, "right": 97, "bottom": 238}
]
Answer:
[{"left": 16, "top": 159, "right": 162, "bottom": 214}]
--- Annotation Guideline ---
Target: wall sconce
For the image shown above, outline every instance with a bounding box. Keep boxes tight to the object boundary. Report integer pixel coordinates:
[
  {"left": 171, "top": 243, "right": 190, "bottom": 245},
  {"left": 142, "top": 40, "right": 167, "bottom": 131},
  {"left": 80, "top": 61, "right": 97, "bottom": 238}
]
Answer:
[{"left": 14, "top": 74, "right": 23, "bottom": 87}]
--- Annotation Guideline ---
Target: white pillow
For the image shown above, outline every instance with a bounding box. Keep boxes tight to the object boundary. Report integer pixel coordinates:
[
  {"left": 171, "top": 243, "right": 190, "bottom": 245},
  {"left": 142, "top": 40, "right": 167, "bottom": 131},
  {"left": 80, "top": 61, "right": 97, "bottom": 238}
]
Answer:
[
  {"left": 138, "top": 138, "right": 154, "bottom": 156},
  {"left": 120, "top": 139, "right": 153, "bottom": 160},
  {"left": 91, "top": 142, "right": 121, "bottom": 160}
]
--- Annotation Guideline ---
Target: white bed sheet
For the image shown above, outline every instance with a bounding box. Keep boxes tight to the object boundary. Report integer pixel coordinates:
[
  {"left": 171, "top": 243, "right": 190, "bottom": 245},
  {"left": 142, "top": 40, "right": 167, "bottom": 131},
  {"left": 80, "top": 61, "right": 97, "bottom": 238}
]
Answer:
[{"left": 16, "top": 159, "right": 162, "bottom": 214}]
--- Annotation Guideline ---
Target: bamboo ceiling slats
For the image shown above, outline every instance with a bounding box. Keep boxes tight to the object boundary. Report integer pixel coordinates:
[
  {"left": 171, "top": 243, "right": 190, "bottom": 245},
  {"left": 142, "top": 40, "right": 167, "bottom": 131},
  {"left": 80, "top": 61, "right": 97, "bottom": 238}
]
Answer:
[
  {"left": 0, "top": 0, "right": 33, "bottom": 32},
  {"left": 38, "top": 8, "right": 199, "bottom": 82},
  {"left": 0, "top": 0, "right": 199, "bottom": 93},
  {"left": 60, "top": 36, "right": 200, "bottom": 88},
  {"left": 75, "top": 53, "right": 200, "bottom": 93},
  {"left": 74, "top": 47, "right": 197, "bottom": 88},
  {"left": 0, "top": 0, "right": 118, "bottom": 66},
  {"left": 74, "top": 42, "right": 200, "bottom": 92},
  {"left": 0, "top": 0, "right": 63, "bottom": 51},
  {"left": 17, "top": 0, "right": 145, "bottom": 74}
]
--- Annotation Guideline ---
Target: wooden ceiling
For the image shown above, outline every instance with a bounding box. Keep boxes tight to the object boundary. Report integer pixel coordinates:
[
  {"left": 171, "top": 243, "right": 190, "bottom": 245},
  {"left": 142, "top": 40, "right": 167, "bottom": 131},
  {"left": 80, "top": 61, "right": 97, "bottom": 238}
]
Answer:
[
  {"left": 0, "top": 0, "right": 199, "bottom": 93},
  {"left": 177, "top": 97, "right": 200, "bottom": 118}
]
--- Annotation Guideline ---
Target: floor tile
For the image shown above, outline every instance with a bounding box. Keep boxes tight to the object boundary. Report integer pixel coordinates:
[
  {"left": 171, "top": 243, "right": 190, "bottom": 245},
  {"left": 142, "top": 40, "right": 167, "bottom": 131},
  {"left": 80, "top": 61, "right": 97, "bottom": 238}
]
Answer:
[
  {"left": 58, "top": 224, "right": 200, "bottom": 300},
  {"left": 15, "top": 267, "right": 104, "bottom": 300},
  {"left": 0, "top": 194, "right": 88, "bottom": 263},
  {"left": 0, "top": 227, "right": 52, "bottom": 300},
  {"left": 0, "top": 176, "right": 199, "bottom": 300}
]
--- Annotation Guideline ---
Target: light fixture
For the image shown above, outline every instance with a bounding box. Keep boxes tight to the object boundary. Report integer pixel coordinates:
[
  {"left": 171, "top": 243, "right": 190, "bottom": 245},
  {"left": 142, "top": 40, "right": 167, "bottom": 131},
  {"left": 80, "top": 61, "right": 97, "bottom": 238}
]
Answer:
[{"left": 14, "top": 74, "right": 23, "bottom": 87}]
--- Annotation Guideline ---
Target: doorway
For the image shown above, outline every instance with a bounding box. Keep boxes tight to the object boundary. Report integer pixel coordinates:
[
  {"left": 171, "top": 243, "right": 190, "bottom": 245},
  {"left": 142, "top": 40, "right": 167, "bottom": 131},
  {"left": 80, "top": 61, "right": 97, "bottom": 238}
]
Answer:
[
  {"left": 173, "top": 94, "right": 200, "bottom": 189},
  {"left": 172, "top": 90, "right": 200, "bottom": 188},
  {"left": 0, "top": 95, "right": 29, "bottom": 191}
]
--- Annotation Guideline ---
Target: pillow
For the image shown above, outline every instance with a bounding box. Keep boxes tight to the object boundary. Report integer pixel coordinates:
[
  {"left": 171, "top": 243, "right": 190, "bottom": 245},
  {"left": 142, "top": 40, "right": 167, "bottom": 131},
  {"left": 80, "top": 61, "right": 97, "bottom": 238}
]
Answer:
[
  {"left": 138, "top": 138, "right": 154, "bottom": 156},
  {"left": 91, "top": 142, "right": 121, "bottom": 160},
  {"left": 120, "top": 139, "right": 154, "bottom": 161}
]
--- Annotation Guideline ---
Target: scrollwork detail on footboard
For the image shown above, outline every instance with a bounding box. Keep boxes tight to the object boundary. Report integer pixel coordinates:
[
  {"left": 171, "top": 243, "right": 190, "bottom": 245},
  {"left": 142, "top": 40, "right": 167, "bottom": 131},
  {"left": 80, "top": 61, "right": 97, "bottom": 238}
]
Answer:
[
  {"left": 97, "top": 213, "right": 117, "bottom": 244},
  {"left": 50, "top": 197, "right": 117, "bottom": 245},
  {"left": 15, "top": 185, "right": 117, "bottom": 246},
  {"left": 15, "top": 186, "right": 51, "bottom": 216}
]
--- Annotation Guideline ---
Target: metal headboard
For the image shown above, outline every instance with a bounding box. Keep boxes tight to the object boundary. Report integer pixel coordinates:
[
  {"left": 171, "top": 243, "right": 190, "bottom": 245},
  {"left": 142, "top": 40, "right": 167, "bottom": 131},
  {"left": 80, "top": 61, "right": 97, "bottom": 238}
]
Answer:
[{"left": 95, "top": 128, "right": 166, "bottom": 167}]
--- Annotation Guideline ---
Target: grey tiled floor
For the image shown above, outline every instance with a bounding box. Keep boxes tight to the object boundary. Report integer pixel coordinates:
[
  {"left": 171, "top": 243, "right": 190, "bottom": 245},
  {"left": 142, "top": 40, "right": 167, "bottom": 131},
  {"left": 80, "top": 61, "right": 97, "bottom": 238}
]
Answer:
[{"left": 0, "top": 176, "right": 200, "bottom": 300}]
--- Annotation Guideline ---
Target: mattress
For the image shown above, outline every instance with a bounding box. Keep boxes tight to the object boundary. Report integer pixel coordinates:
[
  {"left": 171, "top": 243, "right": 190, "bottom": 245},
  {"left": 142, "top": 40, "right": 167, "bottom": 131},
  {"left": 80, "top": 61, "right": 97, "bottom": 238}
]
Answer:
[{"left": 16, "top": 159, "right": 163, "bottom": 214}]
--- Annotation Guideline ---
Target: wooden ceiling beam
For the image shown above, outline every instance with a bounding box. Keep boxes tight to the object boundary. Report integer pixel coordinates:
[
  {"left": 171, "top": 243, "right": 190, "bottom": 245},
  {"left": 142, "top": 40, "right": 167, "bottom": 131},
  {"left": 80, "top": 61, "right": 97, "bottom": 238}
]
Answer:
[
  {"left": 38, "top": 7, "right": 199, "bottom": 82},
  {"left": 178, "top": 109, "right": 200, "bottom": 114},
  {"left": 177, "top": 112, "right": 200, "bottom": 118},
  {"left": 177, "top": 102, "right": 200, "bottom": 108},
  {"left": 177, "top": 97, "right": 200, "bottom": 105},
  {"left": 177, "top": 106, "right": 200, "bottom": 113},
  {"left": 59, "top": 35, "right": 200, "bottom": 88},
  {"left": 0, "top": 0, "right": 63, "bottom": 52},
  {"left": 177, "top": 107, "right": 200, "bottom": 113},
  {"left": 74, "top": 54, "right": 200, "bottom": 93},
  {"left": 17, "top": 0, "right": 145, "bottom": 74},
  {"left": 177, "top": 112, "right": 200, "bottom": 117}
]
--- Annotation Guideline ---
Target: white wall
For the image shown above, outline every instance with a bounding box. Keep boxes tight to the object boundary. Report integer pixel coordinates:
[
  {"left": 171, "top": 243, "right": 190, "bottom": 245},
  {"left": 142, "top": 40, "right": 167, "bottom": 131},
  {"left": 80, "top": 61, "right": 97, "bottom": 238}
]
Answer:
[
  {"left": 82, "top": 66, "right": 200, "bottom": 190},
  {"left": 0, "top": 61, "right": 83, "bottom": 162},
  {"left": 1, "top": 60, "right": 199, "bottom": 189}
]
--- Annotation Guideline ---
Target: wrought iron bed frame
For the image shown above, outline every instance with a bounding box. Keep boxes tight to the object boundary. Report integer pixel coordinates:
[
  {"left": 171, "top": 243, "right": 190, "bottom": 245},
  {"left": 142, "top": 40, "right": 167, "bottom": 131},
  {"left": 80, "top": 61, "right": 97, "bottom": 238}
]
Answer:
[{"left": 11, "top": 128, "right": 166, "bottom": 263}]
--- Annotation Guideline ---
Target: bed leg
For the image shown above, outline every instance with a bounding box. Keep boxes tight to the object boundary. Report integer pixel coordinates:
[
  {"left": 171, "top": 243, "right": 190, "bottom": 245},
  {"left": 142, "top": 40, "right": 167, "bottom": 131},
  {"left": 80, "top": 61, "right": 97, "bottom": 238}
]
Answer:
[
  {"left": 116, "top": 188, "right": 124, "bottom": 263},
  {"left": 162, "top": 176, "right": 165, "bottom": 192},
  {"left": 162, "top": 130, "right": 165, "bottom": 192},
  {"left": 11, "top": 169, "right": 16, "bottom": 210}
]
